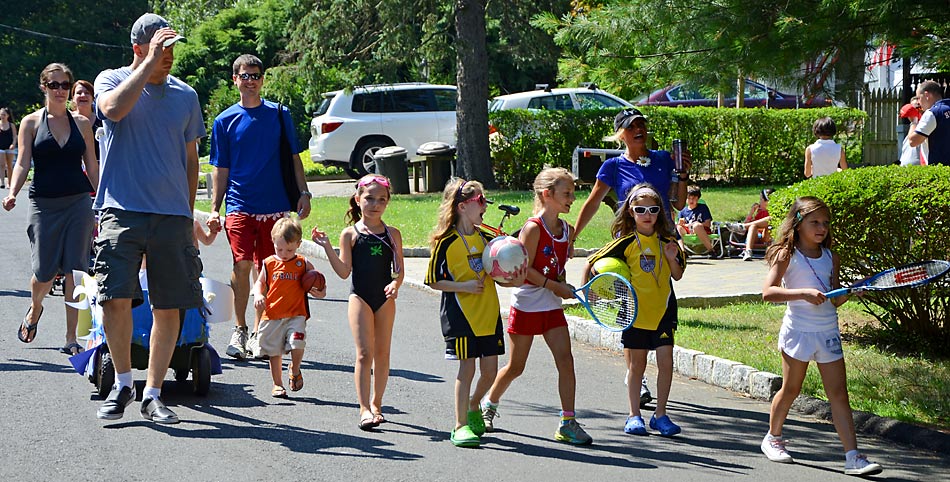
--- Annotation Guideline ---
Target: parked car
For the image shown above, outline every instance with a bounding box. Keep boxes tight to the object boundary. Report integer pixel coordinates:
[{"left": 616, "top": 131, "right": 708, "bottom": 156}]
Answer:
[
  {"left": 309, "top": 83, "right": 457, "bottom": 178},
  {"left": 489, "top": 84, "right": 632, "bottom": 111},
  {"left": 636, "top": 79, "right": 832, "bottom": 108}
]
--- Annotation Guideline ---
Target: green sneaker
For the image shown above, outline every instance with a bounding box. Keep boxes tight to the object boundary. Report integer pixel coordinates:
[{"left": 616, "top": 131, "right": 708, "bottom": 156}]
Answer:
[
  {"left": 467, "top": 409, "right": 486, "bottom": 436},
  {"left": 555, "top": 419, "right": 593, "bottom": 445},
  {"left": 450, "top": 425, "right": 480, "bottom": 447}
]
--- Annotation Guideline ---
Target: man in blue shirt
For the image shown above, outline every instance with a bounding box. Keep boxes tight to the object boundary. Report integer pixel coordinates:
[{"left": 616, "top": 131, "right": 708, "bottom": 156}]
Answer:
[
  {"left": 908, "top": 80, "right": 949, "bottom": 166},
  {"left": 207, "top": 54, "right": 311, "bottom": 360},
  {"left": 94, "top": 13, "right": 205, "bottom": 424}
]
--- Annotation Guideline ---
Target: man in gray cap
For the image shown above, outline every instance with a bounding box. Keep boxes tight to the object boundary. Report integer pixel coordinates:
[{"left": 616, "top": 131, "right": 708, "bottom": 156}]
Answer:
[{"left": 92, "top": 12, "right": 206, "bottom": 425}]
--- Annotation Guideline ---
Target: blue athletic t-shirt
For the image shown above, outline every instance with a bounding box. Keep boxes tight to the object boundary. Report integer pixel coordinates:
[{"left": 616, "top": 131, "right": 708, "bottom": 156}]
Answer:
[
  {"left": 209, "top": 100, "right": 300, "bottom": 214},
  {"left": 596, "top": 150, "right": 675, "bottom": 208},
  {"left": 679, "top": 203, "right": 712, "bottom": 224},
  {"left": 93, "top": 68, "right": 206, "bottom": 217}
]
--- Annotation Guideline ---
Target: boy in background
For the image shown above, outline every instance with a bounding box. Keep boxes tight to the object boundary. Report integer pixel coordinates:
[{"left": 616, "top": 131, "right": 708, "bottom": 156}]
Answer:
[{"left": 676, "top": 185, "right": 717, "bottom": 257}]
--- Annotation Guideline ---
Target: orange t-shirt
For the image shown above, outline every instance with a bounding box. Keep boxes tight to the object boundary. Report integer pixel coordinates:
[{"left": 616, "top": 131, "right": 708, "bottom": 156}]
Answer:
[{"left": 262, "top": 254, "right": 310, "bottom": 321}]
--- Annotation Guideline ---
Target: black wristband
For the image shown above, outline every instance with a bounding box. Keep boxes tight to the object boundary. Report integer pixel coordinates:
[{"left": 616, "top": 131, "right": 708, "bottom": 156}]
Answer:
[{"left": 542, "top": 278, "right": 549, "bottom": 288}]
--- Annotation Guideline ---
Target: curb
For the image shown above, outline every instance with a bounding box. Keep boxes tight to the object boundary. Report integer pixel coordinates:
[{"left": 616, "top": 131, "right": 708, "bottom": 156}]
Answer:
[{"left": 198, "top": 211, "right": 950, "bottom": 454}]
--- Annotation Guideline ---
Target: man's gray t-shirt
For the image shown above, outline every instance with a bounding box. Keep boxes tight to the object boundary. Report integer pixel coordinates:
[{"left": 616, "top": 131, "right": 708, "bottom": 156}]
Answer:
[{"left": 94, "top": 68, "right": 206, "bottom": 217}]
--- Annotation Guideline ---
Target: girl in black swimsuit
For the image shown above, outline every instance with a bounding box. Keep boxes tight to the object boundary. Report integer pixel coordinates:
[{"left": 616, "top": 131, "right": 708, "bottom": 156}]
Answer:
[{"left": 312, "top": 174, "right": 404, "bottom": 431}]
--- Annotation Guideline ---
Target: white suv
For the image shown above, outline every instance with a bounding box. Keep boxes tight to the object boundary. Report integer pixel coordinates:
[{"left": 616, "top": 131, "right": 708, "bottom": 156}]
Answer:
[
  {"left": 489, "top": 84, "right": 632, "bottom": 111},
  {"left": 309, "top": 83, "right": 457, "bottom": 178}
]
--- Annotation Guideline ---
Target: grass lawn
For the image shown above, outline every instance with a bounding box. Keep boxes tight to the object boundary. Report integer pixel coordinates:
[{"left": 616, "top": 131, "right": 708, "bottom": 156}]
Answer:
[
  {"left": 195, "top": 184, "right": 767, "bottom": 249},
  {"left": 566, "top": 301, "right": 950, "bottom": 431}
]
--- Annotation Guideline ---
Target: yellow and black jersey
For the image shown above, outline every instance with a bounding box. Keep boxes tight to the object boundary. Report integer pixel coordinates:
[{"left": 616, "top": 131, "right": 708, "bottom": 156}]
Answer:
[
  {"left": 426, "top": 231, "right": 502, "bottom": 338},
  {"left": 587, "top": 232, "right": 686, "bottom": 331}
]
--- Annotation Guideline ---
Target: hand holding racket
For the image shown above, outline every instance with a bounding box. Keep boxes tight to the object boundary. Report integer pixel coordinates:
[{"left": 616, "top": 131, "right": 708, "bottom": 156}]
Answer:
[
  {"left": 824, "top": 259, "right": 950, "bottom": 298},
  {"left": 573, "top": 272, "right": 638, "bottom": 332}
]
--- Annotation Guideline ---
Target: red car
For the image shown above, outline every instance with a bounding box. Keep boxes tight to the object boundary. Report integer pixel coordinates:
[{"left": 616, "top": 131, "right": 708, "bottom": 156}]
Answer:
[{"left": 637, "top": 79, "right": 833, "bottom": 108}]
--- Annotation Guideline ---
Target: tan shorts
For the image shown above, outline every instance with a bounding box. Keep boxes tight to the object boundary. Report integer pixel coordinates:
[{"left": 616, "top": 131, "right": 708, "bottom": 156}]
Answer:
[{"left": 257, "top": 316, "right": 307, "bottom": 356}]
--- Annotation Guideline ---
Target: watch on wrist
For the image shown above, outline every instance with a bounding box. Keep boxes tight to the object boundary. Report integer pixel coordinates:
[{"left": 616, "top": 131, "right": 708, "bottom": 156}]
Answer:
[{"left": 300, "top": 191, "right": 313, "bottom": 198}]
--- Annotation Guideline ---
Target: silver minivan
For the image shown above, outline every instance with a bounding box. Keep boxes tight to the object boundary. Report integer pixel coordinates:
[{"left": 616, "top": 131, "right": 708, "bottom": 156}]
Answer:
[{"left": 309, "top": 83, "right": 457, "bottom": 178}]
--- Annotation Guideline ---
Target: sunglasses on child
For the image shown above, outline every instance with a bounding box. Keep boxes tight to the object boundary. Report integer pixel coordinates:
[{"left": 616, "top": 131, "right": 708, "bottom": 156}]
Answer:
[
  {"left": 236, "top": 72, "right": 263, "bottom": 81},
  {"left": 461, "top": 194, "right": 489, "bottom": 207},
  {"left": 357, "top": 176, "right": 390, "bottom": 188},
  {"left": 631, "top": 205, "right": 661, "bottom": 215},
  {"left": 44, "top": 81, "right": 73, "bottom": 91}
]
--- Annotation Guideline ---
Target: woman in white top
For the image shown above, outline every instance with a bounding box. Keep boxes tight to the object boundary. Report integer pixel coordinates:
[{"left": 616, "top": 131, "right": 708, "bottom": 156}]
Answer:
[{"left": 804, "top": 117, "right": 847, "bottom": 178}]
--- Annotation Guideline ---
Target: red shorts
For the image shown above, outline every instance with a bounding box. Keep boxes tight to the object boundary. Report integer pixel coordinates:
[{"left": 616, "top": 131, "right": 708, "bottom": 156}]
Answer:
[
  {"left": 686, "top": 224, "right": 712, "bottom": 234},
  {"left": 224, "top": 213, "right": 282, "bottom": 270},
  {"left": 507, "top": 307, "right": 568, "bottom": 336}
]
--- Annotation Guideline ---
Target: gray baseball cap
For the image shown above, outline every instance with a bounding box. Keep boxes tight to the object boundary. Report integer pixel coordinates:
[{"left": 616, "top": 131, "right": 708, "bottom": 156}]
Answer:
[{"left": 130, "top": 13, "right": 186, "bottom": 47}]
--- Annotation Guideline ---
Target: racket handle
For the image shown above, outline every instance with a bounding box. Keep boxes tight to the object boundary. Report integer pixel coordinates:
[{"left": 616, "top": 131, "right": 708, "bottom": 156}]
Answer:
[{"left": 824, "top": 288, "right": 850, "bottom": 298}]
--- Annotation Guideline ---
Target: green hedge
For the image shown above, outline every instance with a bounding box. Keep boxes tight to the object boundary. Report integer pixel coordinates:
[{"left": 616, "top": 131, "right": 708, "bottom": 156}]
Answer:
[
  {"left": 488, "top": 106, "right": 867, "bottom": 189},
  {"left": 768, "top": 166, "right": 950, "bottom": 350}
]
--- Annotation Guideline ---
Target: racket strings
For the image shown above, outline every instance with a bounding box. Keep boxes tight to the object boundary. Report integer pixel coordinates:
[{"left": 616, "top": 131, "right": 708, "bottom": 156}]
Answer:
[
  {"left": 587, "top": 277, "right": 637, "bottom": 329},
  {"left": 875, "top": 261, "right": 950, "bottom": 288}
]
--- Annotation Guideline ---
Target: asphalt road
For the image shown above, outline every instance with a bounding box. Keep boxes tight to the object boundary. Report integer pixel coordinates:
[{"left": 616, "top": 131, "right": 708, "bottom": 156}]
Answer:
[{"left": 1, "top": 201, "right": 948, "bottom": 481}]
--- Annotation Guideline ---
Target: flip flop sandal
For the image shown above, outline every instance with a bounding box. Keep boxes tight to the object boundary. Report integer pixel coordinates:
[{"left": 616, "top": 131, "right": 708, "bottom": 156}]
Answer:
[
  {"left": 358, "top": 414, "right": 379, "bottom": 431},
  {"left": 17, "top": 306, "right": 43, "bottom": 344},
  {"left": 372, "top": 412, "right": 387, "bottom": 425},
  {"left": 60, "top": 342, "right": 84, "bottom": 356},
  {"left": 271, "top": 386, "right": 288, "bottom": 398},
  {"left": 289, "top": 372, "right": 304, "bottom": 392}
]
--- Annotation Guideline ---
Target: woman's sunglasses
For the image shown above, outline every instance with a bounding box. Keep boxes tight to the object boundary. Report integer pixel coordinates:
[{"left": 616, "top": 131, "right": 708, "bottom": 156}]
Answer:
[
  {"left": 44, "top": 81, "right": 73, "bottom": 91},
  {"left": 237, "top": 72, "right": 263, "bottom": 81},
  {"left": 358, "top": 176, "right": 390, "bottom": 188},
  {"left": 632, "top": 205, "right": 660, "bottom": 215}
]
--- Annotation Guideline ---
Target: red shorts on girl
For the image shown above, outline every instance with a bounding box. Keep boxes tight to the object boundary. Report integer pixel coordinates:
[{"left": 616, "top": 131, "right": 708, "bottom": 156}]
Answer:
[{"left": 506, "top": 307, "right": 567, "bottom": 336}]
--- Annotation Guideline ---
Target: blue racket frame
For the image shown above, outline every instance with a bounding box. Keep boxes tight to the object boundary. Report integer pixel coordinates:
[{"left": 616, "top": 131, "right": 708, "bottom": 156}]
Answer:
[
  {"left": 573, "top": 272, "right": 639, "bottom": 332},
  {"left": 824, "top": 259, "right": 950, "bottom": 298}
]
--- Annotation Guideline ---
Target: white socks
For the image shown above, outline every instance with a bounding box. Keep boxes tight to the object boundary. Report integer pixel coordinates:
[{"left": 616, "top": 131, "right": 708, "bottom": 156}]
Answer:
[
  {"left": 143, "top": 386, "right": 162, "bottom": 401},
  {"left": 116, "top": 371, "right": 133, "bottom": 390}
]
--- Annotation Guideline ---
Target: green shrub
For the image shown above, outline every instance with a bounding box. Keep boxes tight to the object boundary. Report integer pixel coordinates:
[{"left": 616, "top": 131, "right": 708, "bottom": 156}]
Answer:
[
  {"left": 488, "top": 107, "right": 867, "bottom": 189},
  {"left": 769, "top": 166, "right": 950, "bottom": 352}
]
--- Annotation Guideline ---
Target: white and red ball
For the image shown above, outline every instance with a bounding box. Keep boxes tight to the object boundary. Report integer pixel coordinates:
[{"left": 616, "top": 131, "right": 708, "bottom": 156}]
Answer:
[{"left": 482, "top": 236, "right": 528, "bottom": 283}]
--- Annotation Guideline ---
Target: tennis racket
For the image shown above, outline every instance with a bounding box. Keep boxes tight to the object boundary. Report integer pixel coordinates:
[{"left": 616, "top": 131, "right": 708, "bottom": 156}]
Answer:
[
  {"left": 573, "top": 272, "right": 638, "bottom": 331},
  {"left": 824, "top": 259, "right": 950, "bottom": 298}
]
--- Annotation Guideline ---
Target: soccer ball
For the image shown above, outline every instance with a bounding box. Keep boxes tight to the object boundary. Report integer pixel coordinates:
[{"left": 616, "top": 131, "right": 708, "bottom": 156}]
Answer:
[
  {"left": 482, "top": 236, "right": 528, "bottom": 283},
  {"left": 301, "top": 269, "right": 326, "bottom": 292},
  {"left": 592, "top": 257, "right": 630, "bottom": 280}
]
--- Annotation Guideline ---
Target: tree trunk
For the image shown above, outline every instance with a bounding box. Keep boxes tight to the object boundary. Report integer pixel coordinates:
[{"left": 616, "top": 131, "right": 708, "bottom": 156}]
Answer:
[{"left": 454, "top": 0, "right": 496, "bottom": 188}]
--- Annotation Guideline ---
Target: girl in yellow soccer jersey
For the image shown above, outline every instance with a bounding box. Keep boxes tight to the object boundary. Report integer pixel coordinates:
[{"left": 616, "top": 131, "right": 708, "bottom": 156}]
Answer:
[
  {"left": 425, "top": 178, "right": 525, "bottom": 448},
  {"left": 584, "top": 183, "right": 685, "bottom": 437}
]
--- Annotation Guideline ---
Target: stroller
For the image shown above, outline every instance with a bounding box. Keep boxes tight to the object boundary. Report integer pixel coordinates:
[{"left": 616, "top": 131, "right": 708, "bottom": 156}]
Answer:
[{"left": 68, "top": 271, "right": 229, "bottom": 398}]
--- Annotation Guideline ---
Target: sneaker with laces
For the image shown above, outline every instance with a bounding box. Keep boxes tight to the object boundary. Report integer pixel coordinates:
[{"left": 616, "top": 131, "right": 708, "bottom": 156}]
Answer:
[
  {"left": 623, "top": 415, "right": 647, "bottom": 435},
  {"left": 640, "top": 377, "right": 653, "bottom": 408},
  {"left": 481, "top": 401, "right": 499, "bottom": 433},
  {"left": 226, "top": 326, "right": 248, "bottom": 360},
  {"left": 741, "top": 249, "right": 754, "bottom": 261},
  {"left": 467, "top": 409, "right": 486, "bottom": 436},
  {"left": 761, "top": 433, "right": 793, "bottom": 463},
  {"left": 555, "top": 418, "right": 593, "bottom": 445},
  {"left": 649, "top": 414, "right": 681, "bottom": 437},
  {"left": 450, "top": 425, "right": 480, "bottom": 448},
  {"left": 844, "top": 454, "right": 882, "bottom": 476},
  {"left": 97, "top": 385, "right": 136, "bottom": 420},
  {"left": 246, "top": 331, "right": 263, "bottom": 359}
]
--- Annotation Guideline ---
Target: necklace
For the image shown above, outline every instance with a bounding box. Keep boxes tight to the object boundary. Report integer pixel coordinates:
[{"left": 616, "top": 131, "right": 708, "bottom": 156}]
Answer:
[
  {"left": 356, "top": 220, "right": 400, "bottom": 280},
  {"left": 633, "top": 231, "right": 663, "bottom": 286},
  {"left": 798, "top": 247, "right": 829, "bottom": 292},
  {"left": 538, "top": 216, "right": 566, "bottom": 282},
  {"left": 455, "top": 227, "right": 486, "bottom": 279}
]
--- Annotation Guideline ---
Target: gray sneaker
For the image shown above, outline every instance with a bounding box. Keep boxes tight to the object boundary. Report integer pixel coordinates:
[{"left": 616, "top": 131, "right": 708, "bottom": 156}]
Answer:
[
  {"left": 246, "top": 331, "right": 263, "bottom": 359},
  {"left": 481, "top": 401, "right": 499, "bottom": 433},
  {"left": 226, "top": 326, "right": 248, "bottom": 360},
  {"left": 555, "top": 418, "right": 593, "bottom": 445}
]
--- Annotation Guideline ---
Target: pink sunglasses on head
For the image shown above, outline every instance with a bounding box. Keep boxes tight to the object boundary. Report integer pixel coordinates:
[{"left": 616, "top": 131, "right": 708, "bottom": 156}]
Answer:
[{"left": 358, "top": 176, "right": 390, "bottom": 188}]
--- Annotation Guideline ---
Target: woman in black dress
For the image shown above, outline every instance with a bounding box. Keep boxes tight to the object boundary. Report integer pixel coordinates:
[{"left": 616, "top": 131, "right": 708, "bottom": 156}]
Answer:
[{"left": 2, "top": 63, "right": 98, "bottom": 355}]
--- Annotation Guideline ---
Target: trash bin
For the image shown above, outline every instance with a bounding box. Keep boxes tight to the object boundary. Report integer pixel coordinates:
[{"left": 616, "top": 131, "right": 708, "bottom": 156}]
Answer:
[
  {"left": 373, "top": 146, "right": 410, "bottom": 194},
  {"left": 416, "top": 141, "right": 456, "bottom": 192}
]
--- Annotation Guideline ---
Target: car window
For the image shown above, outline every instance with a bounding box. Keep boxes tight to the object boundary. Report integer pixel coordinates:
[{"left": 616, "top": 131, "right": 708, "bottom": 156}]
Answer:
[
  {"left": 433, "top": 89, "right": 457, "bottom": 112},
  {"left": 527, "top": 94, "right": 572, "bottom": 110},
  {"left": 390, "top": 89, "right": 434, "bottom": 112},
  {"left": 488, "top": 99, "right": 504, "bottom": 112},
  {"left": 314, "top": 95, "right": 334, "bottom": 116},
  {"left": 744, "top": 82, "right": 769, "bottom": 100},
  {"left": 667, "top": 86, "right": 706, "bottom": 101},
  {"left": 575, "top": 92, "right": 626, "bottom": 109},
  {"left": 352, "top": 92, "right": 384, "bottom": 113}
]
